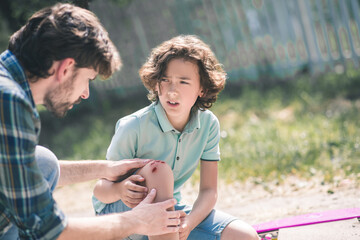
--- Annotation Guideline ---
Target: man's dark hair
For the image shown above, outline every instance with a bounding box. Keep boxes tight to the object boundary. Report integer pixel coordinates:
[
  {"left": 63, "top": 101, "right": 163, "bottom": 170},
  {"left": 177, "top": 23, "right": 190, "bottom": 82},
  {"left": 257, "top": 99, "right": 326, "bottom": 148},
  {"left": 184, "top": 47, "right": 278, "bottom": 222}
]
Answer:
[{"left": 8, "top": 3, "right": 121, "bottom": 81}]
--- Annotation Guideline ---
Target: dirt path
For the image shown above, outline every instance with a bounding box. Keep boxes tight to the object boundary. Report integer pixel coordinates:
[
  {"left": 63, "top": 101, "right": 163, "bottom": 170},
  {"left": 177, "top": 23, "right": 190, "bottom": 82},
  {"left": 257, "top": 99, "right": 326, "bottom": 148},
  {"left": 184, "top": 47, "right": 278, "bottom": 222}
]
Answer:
[{"left": 53, "top": 175, "right": 359, "bottom": 225}]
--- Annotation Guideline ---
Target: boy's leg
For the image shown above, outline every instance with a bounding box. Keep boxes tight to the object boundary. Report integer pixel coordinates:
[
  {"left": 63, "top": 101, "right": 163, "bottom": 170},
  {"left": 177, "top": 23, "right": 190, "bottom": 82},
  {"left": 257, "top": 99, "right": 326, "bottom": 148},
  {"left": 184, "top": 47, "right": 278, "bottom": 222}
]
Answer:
[
  {"left": 221, "top": 220, "right": 259, "bottom": 240},
  {"left": 0, "top": 145, "right": 60, "bottom": 240},
  {"left": 178, "top": 205, "right": 258, "bottom": 240},
  {"left": 137, "top": 161, "right": 178, "bottom": 240}
]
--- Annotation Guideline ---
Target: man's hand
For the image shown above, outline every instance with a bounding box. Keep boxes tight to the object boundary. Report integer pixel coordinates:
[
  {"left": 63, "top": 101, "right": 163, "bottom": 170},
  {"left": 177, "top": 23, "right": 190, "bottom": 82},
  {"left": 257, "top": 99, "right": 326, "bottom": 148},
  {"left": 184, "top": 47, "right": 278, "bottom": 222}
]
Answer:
[
  {"left": 105, "top": 159, "right": 150, "bottom": 182},
  {"left": 129, "top": 189, "right": 186, "bottom": 236},
  {"left": 118, "top": 175, "right": 147, "bottom": 208}
]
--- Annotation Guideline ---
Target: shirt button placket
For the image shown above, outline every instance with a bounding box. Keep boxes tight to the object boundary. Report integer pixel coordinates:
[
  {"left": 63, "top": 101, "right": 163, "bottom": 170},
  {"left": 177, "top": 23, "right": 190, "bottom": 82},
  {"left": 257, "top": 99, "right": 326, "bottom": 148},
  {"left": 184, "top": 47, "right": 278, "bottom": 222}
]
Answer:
[
  {"left": 176, "top": 135, "right": 182, "bottom": 161},
  {"left": 176, "top": 137, "right": 181, "bottom": 161}
]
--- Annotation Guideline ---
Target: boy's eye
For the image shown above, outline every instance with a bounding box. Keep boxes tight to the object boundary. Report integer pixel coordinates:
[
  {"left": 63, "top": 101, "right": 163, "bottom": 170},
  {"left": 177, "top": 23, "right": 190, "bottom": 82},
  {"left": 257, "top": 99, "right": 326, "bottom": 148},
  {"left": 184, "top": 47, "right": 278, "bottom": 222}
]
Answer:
[
  {"left": 161, "top": 78, "right": 169, "bottom": 82},
  {"left": 180, "top": 81, "right": 189, "bottom": 84}
]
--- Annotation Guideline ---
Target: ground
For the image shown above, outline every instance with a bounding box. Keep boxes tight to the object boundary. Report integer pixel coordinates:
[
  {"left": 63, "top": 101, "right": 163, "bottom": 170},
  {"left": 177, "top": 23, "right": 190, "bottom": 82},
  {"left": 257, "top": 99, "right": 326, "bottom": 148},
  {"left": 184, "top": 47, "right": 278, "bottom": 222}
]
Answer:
[{"left": 53, "top": 174, "right": 359, "bottom": 225}]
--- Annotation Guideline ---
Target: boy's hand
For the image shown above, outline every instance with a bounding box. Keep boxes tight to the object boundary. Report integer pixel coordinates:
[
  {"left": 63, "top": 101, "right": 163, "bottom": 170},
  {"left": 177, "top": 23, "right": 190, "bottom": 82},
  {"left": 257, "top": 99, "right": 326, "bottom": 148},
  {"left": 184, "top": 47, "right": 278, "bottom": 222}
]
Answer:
[
  {"left": 179, "top": 215, "right": 193, "bottom": 240},
  {"left": 118, "top": 175, "right": 148, "bottom": 208},
  {"left": 105, "top": 159, "right": 150, "bottom": 182}
]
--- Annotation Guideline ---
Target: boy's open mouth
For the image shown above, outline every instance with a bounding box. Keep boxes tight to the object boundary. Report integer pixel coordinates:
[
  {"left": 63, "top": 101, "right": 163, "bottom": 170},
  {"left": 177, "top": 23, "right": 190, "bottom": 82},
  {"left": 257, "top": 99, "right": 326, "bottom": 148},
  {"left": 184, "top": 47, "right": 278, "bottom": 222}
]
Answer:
[{"left": 168, "top": 101, "right": 179, "bottom": 106}]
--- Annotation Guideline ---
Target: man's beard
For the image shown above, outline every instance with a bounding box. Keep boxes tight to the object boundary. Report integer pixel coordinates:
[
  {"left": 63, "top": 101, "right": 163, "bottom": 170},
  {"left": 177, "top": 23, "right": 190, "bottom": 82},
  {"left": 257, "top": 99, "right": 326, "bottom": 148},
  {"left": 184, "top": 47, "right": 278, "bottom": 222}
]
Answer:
[
  {"left": 44, "top": 96, "right": 81, "bottom": 118},
  {"left": 43, "top": 72, "right": 81, "bottom": 118}
]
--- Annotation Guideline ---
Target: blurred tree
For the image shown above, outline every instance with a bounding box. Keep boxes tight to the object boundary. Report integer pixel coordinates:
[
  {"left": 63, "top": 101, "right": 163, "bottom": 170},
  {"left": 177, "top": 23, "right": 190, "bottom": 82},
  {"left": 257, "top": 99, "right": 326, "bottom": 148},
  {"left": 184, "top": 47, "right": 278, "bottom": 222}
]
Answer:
[
  {"left": 0, "top": 0, "right": 91, "bottom": 32},
  {"left": 0, "top": 0, "right": 133, "bottom": 32},
  {"left": 109, "top": 0, "right": 133, "bottom": 6},
  {"left": 74, "top": 0, "right": 90, "bottom": 8}
]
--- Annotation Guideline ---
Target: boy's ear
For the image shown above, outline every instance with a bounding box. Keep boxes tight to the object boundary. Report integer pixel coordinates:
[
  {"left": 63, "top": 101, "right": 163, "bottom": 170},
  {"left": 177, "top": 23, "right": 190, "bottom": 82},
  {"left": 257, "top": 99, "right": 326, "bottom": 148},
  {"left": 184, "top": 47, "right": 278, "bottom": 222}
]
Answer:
[
  {"left": 55, "top": 58, "right": 75, "bottom": 83},
  {"left": 200, "top": 89, "right": 206, "bottom": 97}
]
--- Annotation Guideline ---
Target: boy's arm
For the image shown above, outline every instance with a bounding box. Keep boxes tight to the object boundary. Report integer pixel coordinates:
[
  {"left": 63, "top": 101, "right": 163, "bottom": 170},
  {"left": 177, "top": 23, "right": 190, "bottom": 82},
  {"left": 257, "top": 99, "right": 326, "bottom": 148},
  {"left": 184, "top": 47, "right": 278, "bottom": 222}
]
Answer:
[
  {"left": 93, "top": 175, "right": 147, "bottom": 205},
  {"left": 93, "top": 178, "right": 123, "bottom": 203},
  {"left": 58, "top": 189, "right": 184, "bottom": 239},
  {"left": 58, "top": 159, "right": 149, "bottom": 186},
  {"left": 182, "top": 161, "right": 218, "bottom": 233}
]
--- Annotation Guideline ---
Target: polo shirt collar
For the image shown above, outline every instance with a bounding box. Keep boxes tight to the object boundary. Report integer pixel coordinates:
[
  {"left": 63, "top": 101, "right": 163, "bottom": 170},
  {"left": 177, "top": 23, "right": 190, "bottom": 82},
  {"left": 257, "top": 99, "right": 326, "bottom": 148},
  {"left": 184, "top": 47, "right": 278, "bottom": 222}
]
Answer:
[
  {"left": 0, "top": 50, "right": 35, "bottom": 109},
  {"left": 184, "top": 108, "right": 200, "bottom": 133},
  {"left": 154, "top": 101, "right": 200, "bottom": 133}
]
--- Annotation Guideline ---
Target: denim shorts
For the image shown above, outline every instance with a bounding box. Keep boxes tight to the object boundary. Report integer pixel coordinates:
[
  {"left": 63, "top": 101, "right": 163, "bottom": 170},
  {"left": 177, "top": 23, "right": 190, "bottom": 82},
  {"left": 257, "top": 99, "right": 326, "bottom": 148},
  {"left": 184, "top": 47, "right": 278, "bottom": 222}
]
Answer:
[{"left": 98, "top": 200, "right": 237, "bottom": 240}]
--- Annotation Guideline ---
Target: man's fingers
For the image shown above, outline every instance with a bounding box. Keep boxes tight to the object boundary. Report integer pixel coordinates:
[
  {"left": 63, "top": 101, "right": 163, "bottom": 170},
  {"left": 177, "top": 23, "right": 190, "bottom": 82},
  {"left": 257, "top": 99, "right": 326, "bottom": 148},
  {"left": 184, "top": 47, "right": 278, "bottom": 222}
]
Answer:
[
  {"left": 166, "top": 218, "right": 181, "bottom": 227},
  {"left": 162, "top": 226, "right": 180, "bottom": 234},
  {"left": 148, "top": 225, "right": 180, "bottom": 236},
  {"left": 166, "top": 210, "right": 185, "bottom": 221},
  {"left": 140, "top": 188, "right": 156, "bottom": 204},
  {"left": 158, "top": 198, "right": 177, "bottom": 210},
  {"left": 125, "top": 159, "right": 151, "bottom": 169}
]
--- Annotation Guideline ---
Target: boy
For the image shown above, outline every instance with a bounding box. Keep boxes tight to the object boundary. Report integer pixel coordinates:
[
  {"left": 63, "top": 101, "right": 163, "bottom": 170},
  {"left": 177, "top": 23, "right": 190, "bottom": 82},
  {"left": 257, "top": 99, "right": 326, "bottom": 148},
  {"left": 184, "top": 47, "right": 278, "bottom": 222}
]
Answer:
[{"left": 93, "top": 35, "right": 258, "bottom": 240}]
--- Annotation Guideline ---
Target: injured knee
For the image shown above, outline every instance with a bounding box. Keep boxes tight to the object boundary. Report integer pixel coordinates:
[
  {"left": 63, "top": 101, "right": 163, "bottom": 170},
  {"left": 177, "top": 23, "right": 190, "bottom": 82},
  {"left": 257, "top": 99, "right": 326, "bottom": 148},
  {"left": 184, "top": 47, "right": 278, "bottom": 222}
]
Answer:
[{"left": 138, "top": 160, "right": 174, "bottom": 203}]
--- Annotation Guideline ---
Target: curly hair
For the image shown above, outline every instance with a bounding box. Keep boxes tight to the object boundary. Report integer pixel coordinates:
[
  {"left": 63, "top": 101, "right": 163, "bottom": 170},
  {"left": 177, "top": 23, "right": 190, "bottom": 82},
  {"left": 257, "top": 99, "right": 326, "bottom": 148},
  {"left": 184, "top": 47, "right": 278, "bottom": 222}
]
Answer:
[
  {"left": 8, "top": 3, "right": 121, "bottom": 81},
  {"left": 139, "top": 35, "right": 226, "bottom": 110}
]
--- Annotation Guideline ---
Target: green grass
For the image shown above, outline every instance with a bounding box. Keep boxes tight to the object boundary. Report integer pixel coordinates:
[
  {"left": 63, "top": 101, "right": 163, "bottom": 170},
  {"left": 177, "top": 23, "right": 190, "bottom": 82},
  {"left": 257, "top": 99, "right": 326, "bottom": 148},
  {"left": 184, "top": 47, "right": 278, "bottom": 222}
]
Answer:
[
  {"left": 215, "top": 70, "right": 360, "bottom": 183},
  {"left": 39, "top": 70, "right": 360, "bottom": 184}
]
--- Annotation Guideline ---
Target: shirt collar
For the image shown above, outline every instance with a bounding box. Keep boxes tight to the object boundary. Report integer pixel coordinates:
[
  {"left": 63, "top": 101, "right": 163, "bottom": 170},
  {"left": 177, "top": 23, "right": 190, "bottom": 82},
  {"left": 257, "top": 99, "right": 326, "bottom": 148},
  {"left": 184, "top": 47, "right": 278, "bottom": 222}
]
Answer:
[
  {"left": 154, "top": 101, "right": 200, "bottom": 133},
  {"left": 0, "top": 50, "right": 36, "bottom": 109}
]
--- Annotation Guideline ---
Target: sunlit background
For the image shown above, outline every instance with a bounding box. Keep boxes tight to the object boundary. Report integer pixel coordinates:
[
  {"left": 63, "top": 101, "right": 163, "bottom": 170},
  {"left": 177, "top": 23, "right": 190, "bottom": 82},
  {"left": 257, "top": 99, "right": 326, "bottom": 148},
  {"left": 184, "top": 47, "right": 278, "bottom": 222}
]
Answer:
[
  {"left": 89, "top": 0, "right": 360, "bottom": 92},
  {"left": 1, "top": 0, "right": 359, "bottom": 183}
]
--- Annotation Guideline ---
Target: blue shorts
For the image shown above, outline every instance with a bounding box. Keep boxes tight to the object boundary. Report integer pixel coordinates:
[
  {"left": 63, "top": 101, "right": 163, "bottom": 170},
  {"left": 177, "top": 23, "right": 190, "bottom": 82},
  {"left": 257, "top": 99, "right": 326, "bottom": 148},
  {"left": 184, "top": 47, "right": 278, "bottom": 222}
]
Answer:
[{"left": 98, "top": 200, "right": 237, "bottom": 240}]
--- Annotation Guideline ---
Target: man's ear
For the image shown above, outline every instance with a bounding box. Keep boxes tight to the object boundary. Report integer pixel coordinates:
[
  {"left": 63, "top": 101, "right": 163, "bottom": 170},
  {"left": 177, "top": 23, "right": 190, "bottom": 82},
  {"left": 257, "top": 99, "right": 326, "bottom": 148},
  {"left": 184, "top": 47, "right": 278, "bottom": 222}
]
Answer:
[{"left": 55, "top": 58, "right": 75, "bottom": 83}]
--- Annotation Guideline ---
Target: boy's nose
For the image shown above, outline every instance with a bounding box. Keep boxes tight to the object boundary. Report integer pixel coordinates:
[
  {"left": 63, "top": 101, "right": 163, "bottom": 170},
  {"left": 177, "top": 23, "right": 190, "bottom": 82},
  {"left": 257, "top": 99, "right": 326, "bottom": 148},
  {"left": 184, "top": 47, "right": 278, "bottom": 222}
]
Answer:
[
  {"left": 167, "top": 83, "right": 178, "bottom": 96},
  {"left": 167, "top": 91, "right": 177, "bottom": 98},
  {"left": 167, "top": 82, "right": 175, "bottom": 91}
]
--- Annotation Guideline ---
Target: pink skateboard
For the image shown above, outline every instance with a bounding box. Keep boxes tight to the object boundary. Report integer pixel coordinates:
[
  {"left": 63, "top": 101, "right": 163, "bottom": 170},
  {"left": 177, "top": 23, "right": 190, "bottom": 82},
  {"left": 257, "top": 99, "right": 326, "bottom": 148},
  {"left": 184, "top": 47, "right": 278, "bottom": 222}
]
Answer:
[{"left": 253, "top": 208, "right": 360, "bottom": 239}]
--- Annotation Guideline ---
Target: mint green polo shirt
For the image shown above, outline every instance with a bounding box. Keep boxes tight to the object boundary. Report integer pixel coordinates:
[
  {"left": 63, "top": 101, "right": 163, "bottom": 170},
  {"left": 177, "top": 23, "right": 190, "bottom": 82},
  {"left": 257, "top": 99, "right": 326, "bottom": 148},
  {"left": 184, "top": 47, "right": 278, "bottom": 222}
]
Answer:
[{"left": 93, "top": 102, "right": 220, "bottom": 213}]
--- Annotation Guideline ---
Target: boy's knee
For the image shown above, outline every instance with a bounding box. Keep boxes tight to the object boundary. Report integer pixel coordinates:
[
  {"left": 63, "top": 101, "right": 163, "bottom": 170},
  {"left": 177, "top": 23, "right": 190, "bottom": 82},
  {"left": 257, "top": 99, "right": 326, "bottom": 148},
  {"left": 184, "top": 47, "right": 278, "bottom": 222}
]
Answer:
[
  {"left": 138, "top": 160, "right": 174, "bottom": 202},
  {"left": 222, "top": 220, "right": 259, "bottom": 240},
  {"left": 139, "top": 160, "right": 174, "bottom": 182}
]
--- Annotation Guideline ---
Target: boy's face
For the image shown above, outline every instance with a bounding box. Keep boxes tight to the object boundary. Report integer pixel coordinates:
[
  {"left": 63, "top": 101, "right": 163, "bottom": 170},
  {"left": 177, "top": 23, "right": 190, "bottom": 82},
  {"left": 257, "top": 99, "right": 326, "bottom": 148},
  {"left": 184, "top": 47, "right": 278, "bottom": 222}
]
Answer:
[{"left": 156, "top": 58, "right": 203, "bottom": 130}]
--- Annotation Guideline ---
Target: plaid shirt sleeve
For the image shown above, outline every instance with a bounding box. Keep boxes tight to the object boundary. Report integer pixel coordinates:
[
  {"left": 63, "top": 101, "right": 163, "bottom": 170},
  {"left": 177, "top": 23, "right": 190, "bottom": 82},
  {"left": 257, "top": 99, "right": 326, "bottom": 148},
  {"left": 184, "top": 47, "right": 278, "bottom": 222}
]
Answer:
[{"left": 0, "top": 87, "right": 67, "bottom": 239}]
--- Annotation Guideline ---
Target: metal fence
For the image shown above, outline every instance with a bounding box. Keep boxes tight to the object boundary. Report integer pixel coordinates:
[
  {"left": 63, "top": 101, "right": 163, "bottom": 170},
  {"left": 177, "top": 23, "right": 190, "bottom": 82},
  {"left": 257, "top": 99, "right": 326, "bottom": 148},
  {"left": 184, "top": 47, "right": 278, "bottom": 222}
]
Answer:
[{"left": 90, "top": 0, "right": 360, "bottom": 94}]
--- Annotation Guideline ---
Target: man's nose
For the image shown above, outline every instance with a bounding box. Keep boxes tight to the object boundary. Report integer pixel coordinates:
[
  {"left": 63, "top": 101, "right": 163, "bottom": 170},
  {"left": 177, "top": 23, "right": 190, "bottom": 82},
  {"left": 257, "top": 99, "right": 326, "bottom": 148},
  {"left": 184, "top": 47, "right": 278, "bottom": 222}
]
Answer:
[{"left": 81, "top": 85, "right": 90, "bottom": 99}]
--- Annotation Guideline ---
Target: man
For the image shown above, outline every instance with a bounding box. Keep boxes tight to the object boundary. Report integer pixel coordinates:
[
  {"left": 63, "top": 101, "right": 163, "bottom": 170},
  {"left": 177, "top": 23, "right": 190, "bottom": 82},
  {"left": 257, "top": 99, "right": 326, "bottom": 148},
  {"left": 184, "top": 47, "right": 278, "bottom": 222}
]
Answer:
[{"left": 0, "top": 3, "right": 184, "bottom": 240}]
